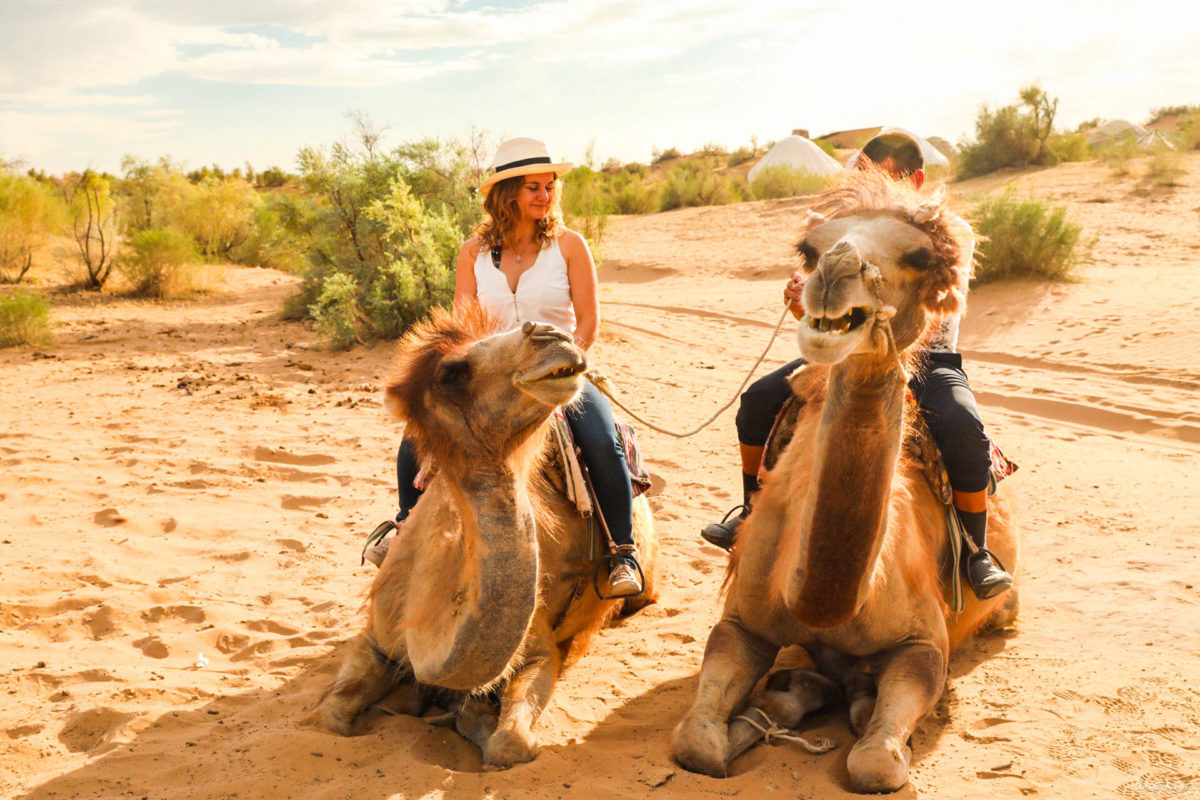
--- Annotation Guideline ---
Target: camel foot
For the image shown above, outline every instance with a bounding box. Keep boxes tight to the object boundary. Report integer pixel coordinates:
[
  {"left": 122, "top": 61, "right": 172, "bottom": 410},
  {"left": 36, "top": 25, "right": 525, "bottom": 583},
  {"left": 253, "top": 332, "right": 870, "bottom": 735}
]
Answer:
[
  {"left": 377, "top": 680, "right": 433, "bottom": 718},
  {"left": 454, "top": 697, "right": 499, "bottom": 752},
  {"left": 483, "top": 726, "right": 540, "bottom": 768},
  {"left": 301, "top": 703, "right": 356, "bottom": 737},
  {"left": 847, "top": 735, "right": 910, "bottom": 793},
  {"left": 620, "top": 592, "right": 657, "bottom": 616},
  {"left": 672, "top": 712, "right": 728, "bottom": 777},
  {"left": 843, "top": 671, "right": 877, "bottom": 738}
]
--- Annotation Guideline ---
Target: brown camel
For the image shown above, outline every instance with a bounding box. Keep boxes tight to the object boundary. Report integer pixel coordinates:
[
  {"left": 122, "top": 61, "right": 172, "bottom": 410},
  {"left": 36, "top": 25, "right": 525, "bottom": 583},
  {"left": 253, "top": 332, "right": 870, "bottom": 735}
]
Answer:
[
  {"left": 673, "top": 171, "right": 1020, "bottom": 793},
  {"left": 307, "top": 306, "right": 658, "bottom": 768}
]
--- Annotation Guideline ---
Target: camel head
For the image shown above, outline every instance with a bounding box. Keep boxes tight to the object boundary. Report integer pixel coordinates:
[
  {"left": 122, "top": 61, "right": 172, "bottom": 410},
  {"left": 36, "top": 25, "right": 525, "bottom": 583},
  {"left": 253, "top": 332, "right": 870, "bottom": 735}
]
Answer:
[
  {"left": 794, "top": 169, "right": 971, "bottom": 365},
  {"left": 385, "top": 303, "right": 587, "bottom": 474}
]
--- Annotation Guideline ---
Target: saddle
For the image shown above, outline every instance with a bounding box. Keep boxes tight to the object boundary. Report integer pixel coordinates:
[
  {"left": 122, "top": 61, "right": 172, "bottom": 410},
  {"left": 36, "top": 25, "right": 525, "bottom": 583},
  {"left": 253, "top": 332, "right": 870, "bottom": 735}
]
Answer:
[{"left": 761, "top": 373, "right": 1018, "bottom": 613}]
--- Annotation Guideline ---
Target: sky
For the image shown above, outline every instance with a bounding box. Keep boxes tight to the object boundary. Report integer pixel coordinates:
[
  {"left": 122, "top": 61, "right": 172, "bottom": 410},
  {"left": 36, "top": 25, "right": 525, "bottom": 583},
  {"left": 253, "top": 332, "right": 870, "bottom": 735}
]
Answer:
[{"left": 1, "top": 0, "right": 1198, "bottom": 175}]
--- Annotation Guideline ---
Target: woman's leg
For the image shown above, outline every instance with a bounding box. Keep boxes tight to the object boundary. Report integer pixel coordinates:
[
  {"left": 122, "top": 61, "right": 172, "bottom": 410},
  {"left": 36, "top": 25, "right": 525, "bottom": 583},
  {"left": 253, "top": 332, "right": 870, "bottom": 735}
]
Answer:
[{"left": 564, "top": 380, "right": 634, "bottom": 549}]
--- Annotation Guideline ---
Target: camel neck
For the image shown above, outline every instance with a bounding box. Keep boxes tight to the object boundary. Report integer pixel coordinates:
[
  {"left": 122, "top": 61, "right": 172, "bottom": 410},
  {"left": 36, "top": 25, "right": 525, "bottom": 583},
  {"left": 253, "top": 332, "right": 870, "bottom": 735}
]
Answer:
[
  {"left": 789, "top": 358, "right": 906, "bottom": 628},
  {"left": 406, "top": 463, "right": 541, "bottom": 690}
]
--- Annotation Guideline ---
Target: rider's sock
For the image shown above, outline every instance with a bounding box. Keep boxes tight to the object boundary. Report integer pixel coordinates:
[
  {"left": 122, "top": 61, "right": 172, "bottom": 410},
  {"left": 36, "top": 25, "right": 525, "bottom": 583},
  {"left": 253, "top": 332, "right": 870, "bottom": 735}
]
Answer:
[
  {"left": 742, "top": 471, "right": 760, "bottom": 511},
  {"left": 958, "top": 508, "right": 988, "bottom": 550}
]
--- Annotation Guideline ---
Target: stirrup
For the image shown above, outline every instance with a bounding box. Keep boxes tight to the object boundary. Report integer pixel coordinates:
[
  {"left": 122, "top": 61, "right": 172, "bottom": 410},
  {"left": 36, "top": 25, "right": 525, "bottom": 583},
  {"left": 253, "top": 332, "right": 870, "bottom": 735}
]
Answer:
[
  {"left": 594, "top": 548, "right": 645, "bottom": 600},
  {"left": 360, "top": 519, "right": 397, "bottom": 566}
]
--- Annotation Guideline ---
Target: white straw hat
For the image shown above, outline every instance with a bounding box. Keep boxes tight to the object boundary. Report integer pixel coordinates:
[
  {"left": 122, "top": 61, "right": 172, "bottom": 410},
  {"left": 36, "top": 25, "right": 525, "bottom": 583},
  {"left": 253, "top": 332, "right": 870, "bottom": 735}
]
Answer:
[{"left": 478, "top": 137, "right": 573, "bottom": 194}]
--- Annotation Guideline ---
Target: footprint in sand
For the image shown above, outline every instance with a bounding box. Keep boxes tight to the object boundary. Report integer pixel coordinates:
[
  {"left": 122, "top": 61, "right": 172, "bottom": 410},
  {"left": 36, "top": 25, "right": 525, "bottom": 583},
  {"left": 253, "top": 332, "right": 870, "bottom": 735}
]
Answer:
[
  {"left": 57, "top": 708, "right": 136, "bottom": 753},
  {"left": 94, "top": 508, "right": 127, "bottom": 526},
  {"left": 253, "top": 446, "right": 336, "bottom": 466},
  {"left": 281, "top": 495, "right": 333, "bottom": 510},
  {"left": 132, "top": 635, "right": 169, "bottom": 659}
]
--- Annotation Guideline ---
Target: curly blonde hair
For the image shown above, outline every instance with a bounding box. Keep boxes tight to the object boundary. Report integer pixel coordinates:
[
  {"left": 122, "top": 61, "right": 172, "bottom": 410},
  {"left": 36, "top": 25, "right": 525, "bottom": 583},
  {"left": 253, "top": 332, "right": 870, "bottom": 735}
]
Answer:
[{"left": 473, "top": 174, "right": 564, "bottom": 250}]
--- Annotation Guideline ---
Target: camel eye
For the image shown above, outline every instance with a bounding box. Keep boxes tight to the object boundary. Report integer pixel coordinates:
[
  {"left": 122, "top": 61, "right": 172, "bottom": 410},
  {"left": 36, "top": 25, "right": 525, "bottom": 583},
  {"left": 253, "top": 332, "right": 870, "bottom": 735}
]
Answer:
[
  {"left": 796, "top": 240, "right": 820, "bottom": 273},
  {"left": 901, "top": 247, "right": 934, "bottom": 271},
  {"left": 436, "top": 359, "right": 471, "bottom": 389}
]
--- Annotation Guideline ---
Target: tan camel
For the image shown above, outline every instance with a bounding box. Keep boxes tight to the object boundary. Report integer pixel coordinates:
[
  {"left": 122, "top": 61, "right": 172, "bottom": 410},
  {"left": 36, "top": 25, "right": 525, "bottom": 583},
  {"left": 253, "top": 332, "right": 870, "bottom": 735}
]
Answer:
[
  {"left": 673, "top": 171, "right": 1020, "bottom": 793},
  {"left": 307, "top": 306, "right": 658, "bottom": 768}
]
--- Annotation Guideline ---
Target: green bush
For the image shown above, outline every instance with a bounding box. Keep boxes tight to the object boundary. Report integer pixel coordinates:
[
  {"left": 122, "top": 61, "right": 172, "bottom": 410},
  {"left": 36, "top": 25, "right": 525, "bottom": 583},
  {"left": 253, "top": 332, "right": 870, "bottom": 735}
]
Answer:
[
  {"left": 1179, "top": 113, "right": 1200, "bottom": 150},
  {"left": 286, "top": 136, "right": 464, "bottom": 348},
  {"left": 971, "top": 188, "right": 1090, "bottom": 284},
  {"left": 177, "top": 177, "right": 261, "bottom": 260},
  {"left": 652, "top": 147, "right": 681, "bottom": 165},
  {"left": 561, "top": 161, "right": 611, "bottom": 265},
  {"left": 816, "top": 139, "right": 839, "bottom": 159},
  {"left": 727, "top": 147, "right": 754, "bottom": 167},
  {"left": 1147, "top": 104, "right": 1200, "bottom": 125},
  {"left": 958, "top": 84, "right": 1059, "bottom": 178},
  {"left": 1047, "top": 133, "right": 1091, "bottom": 163},
  {"left": 0, "top": 289, "right": 51, "bottom": 347},
  {"left": 1099, "top": 138, "right": 1141, "bottom": 176},
  {"left": 658, "top": 160, "right": 742, "bottom": 211},
  {"left": 611, "top": 180, "right": 660, "bottom": 214},
  {"left": 0, "top": 172, "right": 66, "bottom": 283},
  {"left": 120, "top": 228, "right": 200, "bottom": 298},
  {"left": 1144, "top": 148, "right": 1186, "bottom": 187},
  {"left": 749, "top": 167, "right": 828, "bottom": 200}
]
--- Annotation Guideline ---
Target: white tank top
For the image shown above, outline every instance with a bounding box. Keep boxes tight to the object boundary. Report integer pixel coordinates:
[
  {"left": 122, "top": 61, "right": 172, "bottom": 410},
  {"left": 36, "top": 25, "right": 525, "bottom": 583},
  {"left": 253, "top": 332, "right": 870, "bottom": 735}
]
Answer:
[{"left": 473, "top": 235, "right": 576, "bottom": 334}]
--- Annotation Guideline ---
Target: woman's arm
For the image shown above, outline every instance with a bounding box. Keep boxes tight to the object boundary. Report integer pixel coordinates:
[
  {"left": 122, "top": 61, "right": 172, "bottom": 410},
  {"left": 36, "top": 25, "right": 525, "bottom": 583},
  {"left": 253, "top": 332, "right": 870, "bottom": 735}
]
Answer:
[
  {"left": 562, "top": 230, "right": 599, "bottom": 350},
  {"left": 453, "top": 237, "right": 481, "bottom": 311}
]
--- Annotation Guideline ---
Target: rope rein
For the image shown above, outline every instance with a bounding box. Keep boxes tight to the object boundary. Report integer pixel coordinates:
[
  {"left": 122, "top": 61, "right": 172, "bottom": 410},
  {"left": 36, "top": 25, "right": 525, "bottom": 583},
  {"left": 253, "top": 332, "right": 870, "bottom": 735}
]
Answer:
[
  {"left": 589, "top": 303, "right": 794, "bottom": 438},
  {"left": 734, "top": 707, "right": 838, "bottom": 754}
]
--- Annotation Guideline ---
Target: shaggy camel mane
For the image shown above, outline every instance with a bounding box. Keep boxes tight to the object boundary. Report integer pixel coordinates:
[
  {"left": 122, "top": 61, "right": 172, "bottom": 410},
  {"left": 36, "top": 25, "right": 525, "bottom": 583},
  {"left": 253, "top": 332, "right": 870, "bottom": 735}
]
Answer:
[{"left": 798, "top": 167, "right": 973, "bottom": 318}]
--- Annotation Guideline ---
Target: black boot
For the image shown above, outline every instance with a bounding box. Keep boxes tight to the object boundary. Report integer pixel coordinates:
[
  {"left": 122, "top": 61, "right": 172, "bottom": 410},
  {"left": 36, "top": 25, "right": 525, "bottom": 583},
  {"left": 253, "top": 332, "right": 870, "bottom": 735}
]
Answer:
[
  {"left": 959, "top": 509, "right": 1012, "bottom": 599},
  {"left": 700, "top": 472, "right": 758, "bottom": 551}
]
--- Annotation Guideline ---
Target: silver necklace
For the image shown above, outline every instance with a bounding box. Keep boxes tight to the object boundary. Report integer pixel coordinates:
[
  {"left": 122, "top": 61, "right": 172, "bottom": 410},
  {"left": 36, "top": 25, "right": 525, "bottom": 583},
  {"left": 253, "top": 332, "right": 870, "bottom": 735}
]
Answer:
[{"left": 514, "top": 239, "right": 535, "bottom": 263}]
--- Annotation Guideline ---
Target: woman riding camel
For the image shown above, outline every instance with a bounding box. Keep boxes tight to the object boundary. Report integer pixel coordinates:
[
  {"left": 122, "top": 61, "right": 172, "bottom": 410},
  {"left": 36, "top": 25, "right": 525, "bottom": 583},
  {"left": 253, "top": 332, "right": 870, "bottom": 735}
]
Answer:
[{"left": 366, "top": 137, "right": 644, "bottom": 596}]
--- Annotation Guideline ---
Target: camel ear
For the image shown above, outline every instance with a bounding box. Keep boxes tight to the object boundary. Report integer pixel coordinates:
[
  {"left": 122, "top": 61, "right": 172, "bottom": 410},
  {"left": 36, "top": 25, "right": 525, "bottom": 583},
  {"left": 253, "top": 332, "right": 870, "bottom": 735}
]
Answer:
[
  {"left": 804, "top": 210, "right": 827, "bottom": 228},
  {"left": 913, "top": 185, "right": 947, "bottom": 225}
]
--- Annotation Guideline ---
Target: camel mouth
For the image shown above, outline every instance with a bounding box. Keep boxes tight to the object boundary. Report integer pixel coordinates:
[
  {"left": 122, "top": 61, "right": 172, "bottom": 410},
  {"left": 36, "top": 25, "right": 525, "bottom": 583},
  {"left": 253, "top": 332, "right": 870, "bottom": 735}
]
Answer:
[
  {"left": 805, "top": 306, "right": 870, "bottom": 335},
  {"left": 519, "top": 357, "right": 587, "bottom": 386}
]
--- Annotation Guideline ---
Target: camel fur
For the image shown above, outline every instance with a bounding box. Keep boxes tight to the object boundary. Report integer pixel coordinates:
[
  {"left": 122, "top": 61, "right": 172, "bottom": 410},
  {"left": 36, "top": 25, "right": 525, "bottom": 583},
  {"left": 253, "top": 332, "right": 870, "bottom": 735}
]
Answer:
[
  {"left": 307, "top": 305, "right": 658, "bottom": 768},
  {"left": 673, "top": 170, "right": 1021, "bottom": 793}
]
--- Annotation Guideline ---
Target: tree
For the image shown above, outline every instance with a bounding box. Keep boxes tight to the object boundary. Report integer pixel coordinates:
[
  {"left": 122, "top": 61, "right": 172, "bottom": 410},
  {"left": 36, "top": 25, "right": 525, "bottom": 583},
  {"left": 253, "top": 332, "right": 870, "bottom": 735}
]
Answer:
[
  {"left": 70, "top": 170, "right": 120, "bottom": 288},
  {"left": 0, "top": 171, "right": 65, "bottom": 283},
  {"left": 958, "top": 84, "right": 1062, "bottom": 178},
  {"left": 1020, "top": 83, "right": 1058, "bottom": 164}
]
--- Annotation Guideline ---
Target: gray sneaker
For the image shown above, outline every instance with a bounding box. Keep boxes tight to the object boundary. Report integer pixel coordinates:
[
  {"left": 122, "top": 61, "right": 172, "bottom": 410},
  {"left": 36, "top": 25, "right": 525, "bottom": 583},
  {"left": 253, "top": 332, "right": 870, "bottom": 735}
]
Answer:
[{"left": 608, "top": 555, "right": 643, "bottom": 597}]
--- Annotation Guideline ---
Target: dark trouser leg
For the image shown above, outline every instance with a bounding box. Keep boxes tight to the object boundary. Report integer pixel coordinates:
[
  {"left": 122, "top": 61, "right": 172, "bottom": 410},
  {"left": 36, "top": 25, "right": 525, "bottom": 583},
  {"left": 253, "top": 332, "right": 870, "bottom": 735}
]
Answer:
[
  {"left": 565, "top": 380, "right": 634, "bottom": 549},
  {"left": 734, "top": 357, "right": 806, "bottom": 502},
  {"left": 395, "top": 437, "right": 423, "bottom": 522},
  {"left": 909, "top": 352, "right": 1010, "bottom": 597}
]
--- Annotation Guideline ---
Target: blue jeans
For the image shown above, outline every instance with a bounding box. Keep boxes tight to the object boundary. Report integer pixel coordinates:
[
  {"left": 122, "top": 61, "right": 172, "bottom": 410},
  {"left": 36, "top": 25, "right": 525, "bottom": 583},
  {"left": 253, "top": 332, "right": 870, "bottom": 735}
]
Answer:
[{"left": 394, "top": 379, "right": 635, "bottom": 548}]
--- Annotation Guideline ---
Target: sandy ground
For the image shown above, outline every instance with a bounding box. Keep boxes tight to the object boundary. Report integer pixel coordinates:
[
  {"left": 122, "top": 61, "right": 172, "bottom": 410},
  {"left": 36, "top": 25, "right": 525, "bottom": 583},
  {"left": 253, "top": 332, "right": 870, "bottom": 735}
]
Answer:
[{"left": 2, "top": 155, "right": 1198, "bottom": 800}]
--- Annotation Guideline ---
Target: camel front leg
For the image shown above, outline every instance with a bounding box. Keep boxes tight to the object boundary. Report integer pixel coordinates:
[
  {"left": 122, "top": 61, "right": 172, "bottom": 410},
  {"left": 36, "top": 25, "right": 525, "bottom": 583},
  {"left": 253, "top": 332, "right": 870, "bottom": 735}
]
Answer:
[
  {"left": 847, "top": 641, "right": 946, "bottom": 793},
  {"left": 726, "top": 667, "right": 841, "bottom": 762},
  {"left": 306, "top": 634, "right": 397, "bottom": 736},
  {"left": 673, "top": 619, "right": 779, "bottom": 777},
  {"left": 483, "top": 621, "right": 562, "bottom": 768}
]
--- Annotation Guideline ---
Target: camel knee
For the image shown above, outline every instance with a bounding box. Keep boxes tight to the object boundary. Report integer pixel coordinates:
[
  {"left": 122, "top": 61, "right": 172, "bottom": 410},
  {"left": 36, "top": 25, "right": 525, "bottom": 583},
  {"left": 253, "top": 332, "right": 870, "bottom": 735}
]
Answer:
[
  {"left": 484, "top": 726, "right": 539, "bottom": 768},
  {"left": 847, "top": 734, "right": 911, "bottom": 793},
  {"left": 672, "top": 711, "right": 729, "bottom": 778}
]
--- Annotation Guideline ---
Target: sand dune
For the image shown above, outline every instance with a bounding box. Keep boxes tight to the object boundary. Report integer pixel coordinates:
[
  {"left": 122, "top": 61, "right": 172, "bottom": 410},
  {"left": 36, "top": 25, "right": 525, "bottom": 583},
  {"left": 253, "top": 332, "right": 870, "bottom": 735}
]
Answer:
[{"left": 2, "top": 156, "right": 1198, "bottom": 799}]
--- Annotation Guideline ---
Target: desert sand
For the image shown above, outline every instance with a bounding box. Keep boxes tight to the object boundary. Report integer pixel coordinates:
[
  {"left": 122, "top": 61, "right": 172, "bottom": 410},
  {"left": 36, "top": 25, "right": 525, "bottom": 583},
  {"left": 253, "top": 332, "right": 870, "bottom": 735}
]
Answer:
[{"left": 2, "top": 156, "right": 1198, "bottom": 800}]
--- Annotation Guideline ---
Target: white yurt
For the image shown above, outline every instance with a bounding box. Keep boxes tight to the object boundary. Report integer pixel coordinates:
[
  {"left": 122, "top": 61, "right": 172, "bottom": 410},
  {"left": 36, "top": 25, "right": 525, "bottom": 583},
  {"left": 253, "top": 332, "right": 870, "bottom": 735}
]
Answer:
[
  {"left": 1086, "top": 119, "right": 1145, "bottom": 146},
  {"left": 748, "top": 135, "right": 843, "bottom": 183}
]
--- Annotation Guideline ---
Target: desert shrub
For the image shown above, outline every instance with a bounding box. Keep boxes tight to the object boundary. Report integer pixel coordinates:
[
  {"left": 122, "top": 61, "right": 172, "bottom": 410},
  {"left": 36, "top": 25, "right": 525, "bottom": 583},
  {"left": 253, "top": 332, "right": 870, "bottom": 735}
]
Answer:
[
  {"left": 749, "top": 167, "right": 828, "bottom": 200},
  {"left": 971, "top": 188, "right": 1089, "bottom": 284},
  {"left": 257, "top": 166, "right": 291, "bottom": 188},
  {"left": 652, "top": 147, "right": 681, "bottom": 164},
  {"left": 236, "top": 192, "right": 316, "bottom": 272},
  {"left": 958, "top": 84, "right": 1059, "bottom": 178},
  {"left": 1143, "top": 148, "right": 1186, "bottom": 187},
  {"left": 700, "top": 142, "right": 727, "bottom": 157},
  {"left": 0, "top": 289, "right": 51, "bottom": 347},
  {"left": 1099, "top": 138, "right": 1141, "bottom": 176},
  {"left": 175, "top": 177, "right": 261, "bottom": 261},
  {"left": 1147, "top": 104, "right": 1200, "bottom": 125},
  {"left": 120, "top": 227, "right": 201, "bottom": 298},
  {"left": 69, "top": 170, "right": 120, "bottom": 288},
  {"left": 658, "top": 160, "right": 741, "bottom": 211},
  {"left": 560, "top": 160, "right": 611, "bottom": 263},
  {"left": 0, "top": 172, "right": 66, "bottom": 283},
  {"left": 816, "top": 139, "right": 839, "bottom": 159},
  {"left": 390, "top": 136, "right": 484, "bottom": 235},
  {"left": 727, "top": 147, "right": 754, "bottom": 167},
  {"left": 611, "top": 180, "right": 660, "bottom": 214},
  {"left": 287, "top": 137, "right": 462, "bottom": 347},
  {"left": 1179, "top": 113, "right": 1200, "bottom": 150},
  {"left": 1047, "top": 133, "right": 1091, "bottom": 163}
]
